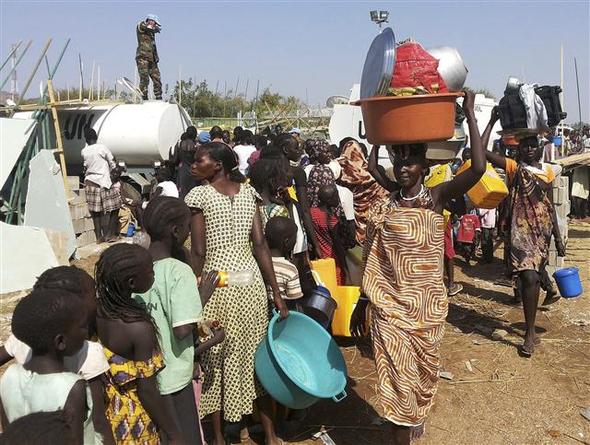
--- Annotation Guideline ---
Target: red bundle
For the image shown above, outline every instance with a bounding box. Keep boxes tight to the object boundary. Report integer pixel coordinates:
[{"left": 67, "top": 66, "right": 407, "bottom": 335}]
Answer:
[{"left": 390, "top": 41, "right": 448, "bottom": 93}]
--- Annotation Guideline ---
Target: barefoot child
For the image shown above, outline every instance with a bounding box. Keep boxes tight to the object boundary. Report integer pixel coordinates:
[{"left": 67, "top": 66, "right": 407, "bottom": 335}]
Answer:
[
  {"left": 265, "top": 216, "right": 305, "bottom": 310},
  {"left": 137, "top": 196, "right": 212, "bottom": 443},
  {"left": 0, "top": 290, "right": 97, "bottom": 443},
  {"left": 0, "top": 266, "right": 113, "bottom": 444},
  {"left": 95, "top": 244, "right": 182, "bottom": 443}
]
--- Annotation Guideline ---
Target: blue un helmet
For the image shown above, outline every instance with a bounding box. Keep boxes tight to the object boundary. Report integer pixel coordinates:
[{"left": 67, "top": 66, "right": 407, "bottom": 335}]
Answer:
[{"left": 146, "top": 14, "right": 162, "bottom": 30}]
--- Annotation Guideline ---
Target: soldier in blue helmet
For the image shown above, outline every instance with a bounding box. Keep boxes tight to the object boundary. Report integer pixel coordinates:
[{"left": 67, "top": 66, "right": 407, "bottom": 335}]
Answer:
[{"left": 136, "top": 14, "right": 162, "bottom": 100}]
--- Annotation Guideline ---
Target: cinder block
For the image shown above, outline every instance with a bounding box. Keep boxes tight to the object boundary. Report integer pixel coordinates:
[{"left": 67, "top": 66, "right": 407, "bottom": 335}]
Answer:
[
  {"left": 67, "top": 176, "right": 81, "bottom": 191},
  {"left": 69, "top": 202, "right": 90, "bottom": 220},
  {"left": 70, "top": 189, "right": 86, "bottom": 205},
  {"left": 72, "top": 217, "right": 95, "bottom": 234},
  {"left": 553, "top": 187, "right": 567, "bottom": 205},
  {"left": 559, "top": 176, "right": 569, "bottom": 188}
]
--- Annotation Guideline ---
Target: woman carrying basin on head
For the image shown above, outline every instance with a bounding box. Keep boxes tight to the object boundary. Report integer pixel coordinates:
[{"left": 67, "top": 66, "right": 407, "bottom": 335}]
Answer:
[
  {"left": 481, "top": 108, "right": 565, "bottom": 357},
  {"left": 351, "top": 91, "right": 485, "bottom": 445}
]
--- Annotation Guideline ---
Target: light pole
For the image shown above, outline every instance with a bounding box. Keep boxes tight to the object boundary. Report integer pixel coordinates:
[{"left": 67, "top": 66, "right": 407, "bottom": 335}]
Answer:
[{"left": 370, "top": 10, "right": 389, "bottom": 31}]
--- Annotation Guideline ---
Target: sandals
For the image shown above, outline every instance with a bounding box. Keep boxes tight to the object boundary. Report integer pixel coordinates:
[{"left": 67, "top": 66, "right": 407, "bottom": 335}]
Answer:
[
  {"left": 447, "top": 283, "right": 463, "bottom": 296},
  {"left": 520, "top": 338, "right": 538, "bottom": 357}
]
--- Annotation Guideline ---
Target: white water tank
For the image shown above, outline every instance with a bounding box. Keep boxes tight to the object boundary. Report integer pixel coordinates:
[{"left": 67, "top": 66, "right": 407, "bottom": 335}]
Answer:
[{"left": 16, "top": 101, "right": 192, "bottom": 167}]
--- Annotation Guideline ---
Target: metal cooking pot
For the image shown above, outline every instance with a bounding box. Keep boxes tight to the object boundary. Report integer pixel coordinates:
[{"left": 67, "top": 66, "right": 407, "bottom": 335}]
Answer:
[
  {"left": 427, "top": 46, "right": 468, "bottom": 92},
  {"left": 426, "top": 125, "right": 466, "bottom": 160},
  {"left": 505, "top": 76, "right": 523, "bottom": 94}
]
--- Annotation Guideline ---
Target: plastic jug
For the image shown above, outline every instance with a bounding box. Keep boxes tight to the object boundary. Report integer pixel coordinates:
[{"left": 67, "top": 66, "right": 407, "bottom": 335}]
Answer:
[
  {"left": 310, "top": 259, "right": 339, "bottom": 301},
  {"left": 331, "top": 286, "right": 361, "bottom": 337},
  {"left": 457, "top": 160, "right": 508, "bottom": 209},
  {"left": 425, "top": 163, "right": 452, "bottom": 188}
]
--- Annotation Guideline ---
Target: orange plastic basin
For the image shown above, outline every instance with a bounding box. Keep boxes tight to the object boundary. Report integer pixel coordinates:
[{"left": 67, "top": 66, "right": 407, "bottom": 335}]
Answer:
[{"left": 354, "top": 93, "right": 462, "bottom": 145}]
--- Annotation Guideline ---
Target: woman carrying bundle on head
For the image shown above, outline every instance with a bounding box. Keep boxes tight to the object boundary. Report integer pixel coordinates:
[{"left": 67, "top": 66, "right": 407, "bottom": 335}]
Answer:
[
  {"left": 482, "top": 108, "right": 565, "bottom": 356},
  {"left": 350, "top": 91, "right": 485, "bottom": 445},
  {"left": 185, "top": 142, "right": 287, "bottom": 445}
]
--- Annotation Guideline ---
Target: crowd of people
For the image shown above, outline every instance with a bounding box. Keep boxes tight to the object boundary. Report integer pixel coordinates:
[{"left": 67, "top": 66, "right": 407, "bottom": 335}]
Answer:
[{"left": 0, "top": 90, "right": 577, "bottom": 445}]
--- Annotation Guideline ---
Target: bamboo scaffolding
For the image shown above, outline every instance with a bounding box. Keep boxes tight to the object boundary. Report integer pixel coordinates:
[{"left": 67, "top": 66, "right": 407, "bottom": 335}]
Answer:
[
  {"left": 0, "top": 40, "right": 32, "bottom": 91},
  {"left": 47, "top": 79, "right": 71, "bottom": 198},
  {"left": 0, "top": 40, "right": 23, "bottom": 72}
]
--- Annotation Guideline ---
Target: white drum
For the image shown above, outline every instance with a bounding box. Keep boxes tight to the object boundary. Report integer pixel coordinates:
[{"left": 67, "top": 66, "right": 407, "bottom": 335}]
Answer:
[{"left": 17, "top": 101, "right": 192, "bottom": 167}]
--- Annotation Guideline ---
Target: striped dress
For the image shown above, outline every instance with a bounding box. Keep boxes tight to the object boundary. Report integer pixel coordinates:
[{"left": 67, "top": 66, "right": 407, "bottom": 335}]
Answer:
[{"left": 363, "top": 189, "right": 447, "bottom": 426}]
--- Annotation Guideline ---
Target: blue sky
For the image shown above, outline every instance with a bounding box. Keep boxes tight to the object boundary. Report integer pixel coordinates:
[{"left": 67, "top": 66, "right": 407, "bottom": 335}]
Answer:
[{"left": 1, "top": 0, "right": 589, "bottom": 122}]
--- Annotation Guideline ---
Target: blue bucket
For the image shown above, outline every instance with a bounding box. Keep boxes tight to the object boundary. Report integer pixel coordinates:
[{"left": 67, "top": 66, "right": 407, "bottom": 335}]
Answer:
[
  {"left": 255, "top": 311, "right": 347, "bottom": 409},
  {"left": 553, "top": 267, "right": 583, "bottom": 298}
]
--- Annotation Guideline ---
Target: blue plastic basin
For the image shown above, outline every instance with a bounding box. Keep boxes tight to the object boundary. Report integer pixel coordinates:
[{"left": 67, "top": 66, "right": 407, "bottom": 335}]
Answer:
[
  {"left": 255, "top": 311, "right": 347, "bottom": 409},
  {"left": 553, "top": 267, "right": 583, "bottom": 298}
]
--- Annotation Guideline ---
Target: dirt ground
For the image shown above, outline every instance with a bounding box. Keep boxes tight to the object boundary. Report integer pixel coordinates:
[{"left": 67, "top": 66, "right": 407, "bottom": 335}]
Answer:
[{"left": 0, "top": 222, "right": 588, "bottom": 444}]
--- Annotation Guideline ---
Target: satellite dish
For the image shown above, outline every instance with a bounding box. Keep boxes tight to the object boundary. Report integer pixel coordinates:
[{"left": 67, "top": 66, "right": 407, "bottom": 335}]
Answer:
[
  {"left": 326, "top": 96, "right": 350, "bottom": 108},
  {"left": 117, "top": 77, "right": 143, "bottom": 98}
]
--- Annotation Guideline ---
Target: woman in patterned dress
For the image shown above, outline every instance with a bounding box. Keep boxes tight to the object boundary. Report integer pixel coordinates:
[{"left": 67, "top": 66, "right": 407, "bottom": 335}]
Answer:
[
  {"left": 351, "top": 91, "right": 485, "bottom": 445},
  {"left": 185, "top": 142, "right": 288, "bottom": 445},
  {"left": 483, "top": 131, "right": 566, "bottom": 355}
]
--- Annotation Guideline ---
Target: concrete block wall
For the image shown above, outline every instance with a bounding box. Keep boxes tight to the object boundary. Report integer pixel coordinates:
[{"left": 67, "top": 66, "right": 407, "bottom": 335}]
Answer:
[
  {"left": 67, "top": 177, "right": 96, "bottom": 248},
  {"left": 546, "top": 175, "right": 569, "bottom": 277}
]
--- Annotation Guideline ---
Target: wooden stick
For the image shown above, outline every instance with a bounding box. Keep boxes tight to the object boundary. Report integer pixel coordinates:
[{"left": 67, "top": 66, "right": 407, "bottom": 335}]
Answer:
[
  {"left": 47, "top": 79, "right": 71, "bottom": 198},
  {"left": 449, "top": 377, "right": 525, "bottom": 385},
  {"left": 563, "top": 432, "right": 590, "bottom": 445}
]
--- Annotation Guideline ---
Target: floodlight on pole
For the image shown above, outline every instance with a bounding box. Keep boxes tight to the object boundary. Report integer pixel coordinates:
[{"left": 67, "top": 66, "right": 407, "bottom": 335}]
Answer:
[{"left": 370, "top": 10, "right": 389, "bottom": 30}]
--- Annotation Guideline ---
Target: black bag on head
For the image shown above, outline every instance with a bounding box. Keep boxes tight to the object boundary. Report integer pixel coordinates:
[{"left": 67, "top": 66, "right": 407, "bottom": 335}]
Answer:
[
  {"left": 534, "top": 85, "right": 567, "bottom": 127},
  {"left": 498, "top": 93, "right": 528, "bottom": 130}
]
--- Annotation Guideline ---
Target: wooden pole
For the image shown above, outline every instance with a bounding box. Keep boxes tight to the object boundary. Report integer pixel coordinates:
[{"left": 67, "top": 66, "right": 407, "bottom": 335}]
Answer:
[
  {"left": 89, "top": 60, "right": 95, "bottom": 101},
  {"left": 47, "top": 79, "right": 71, "bottom": 198},
  {"left": 560, "top": 44, "right": 564, "bottom": 155},
  {"left": 178, "top": 65, "right": 182, "bottom": 106},
  {"left": 574, "top": 57, "right": 582, "bottom": 125},
  {"left": 0, "top": 40, "right": 22, "bottom": 72},
  {"left": 14, "top": 39, "right": 52, "bottom": 110},
  {"left": 78, "top": 53, "right": 83, "bottom": 101},
  {"left": 0, "top": 40, "right": 31, "bottom": 91}
]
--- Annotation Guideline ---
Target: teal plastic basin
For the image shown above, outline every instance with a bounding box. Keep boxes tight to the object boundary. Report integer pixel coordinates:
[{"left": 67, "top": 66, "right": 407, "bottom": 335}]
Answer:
[{"left": 255, "top": 311, "right": 347, "bottom": 409}]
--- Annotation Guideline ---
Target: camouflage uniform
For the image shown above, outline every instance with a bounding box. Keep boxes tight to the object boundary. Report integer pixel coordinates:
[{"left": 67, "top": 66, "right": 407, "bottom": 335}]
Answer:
[{"left": 136, "top": 21, "right": 162, "bottom": 99}]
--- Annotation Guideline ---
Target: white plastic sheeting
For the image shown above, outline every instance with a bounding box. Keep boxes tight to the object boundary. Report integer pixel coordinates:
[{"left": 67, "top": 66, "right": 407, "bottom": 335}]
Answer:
[
  {"left": 24, "top": 150, "right": 76, "bottom": 259},
  {"left": 0, "top": 222, "right": 59, "bottom": 294},
  {"left": 0, "top": 118, "right": 37, "bottom": 188}
]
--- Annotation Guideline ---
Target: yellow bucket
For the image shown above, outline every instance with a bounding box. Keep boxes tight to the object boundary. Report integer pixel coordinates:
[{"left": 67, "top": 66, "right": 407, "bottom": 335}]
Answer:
[
  {"left": 457, "top": 161, "right": 508, "bottom": 209},
  {"left": 331, "top": 286, "right": 361, "bottom": 337}
]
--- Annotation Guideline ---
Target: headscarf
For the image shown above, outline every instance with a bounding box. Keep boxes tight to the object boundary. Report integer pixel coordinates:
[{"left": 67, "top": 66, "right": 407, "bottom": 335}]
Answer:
[
  {"left": 305, "top": 139, "right": 341, "bottom": 212},
  {"left": 305, "top": 139, "right": 330, "bottom": 165}
]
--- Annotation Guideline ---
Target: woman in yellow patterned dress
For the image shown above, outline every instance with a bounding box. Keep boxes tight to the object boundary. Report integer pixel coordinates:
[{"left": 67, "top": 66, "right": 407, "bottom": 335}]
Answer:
[
  {"left": 351, "top": 91, "right": 485, "bottom": 445},
  {"left": 185, "top": 142, "right": 288, "bottom": 445},
  {"left": 95, "top": 244, "right": 182, "bottom": 444}
]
